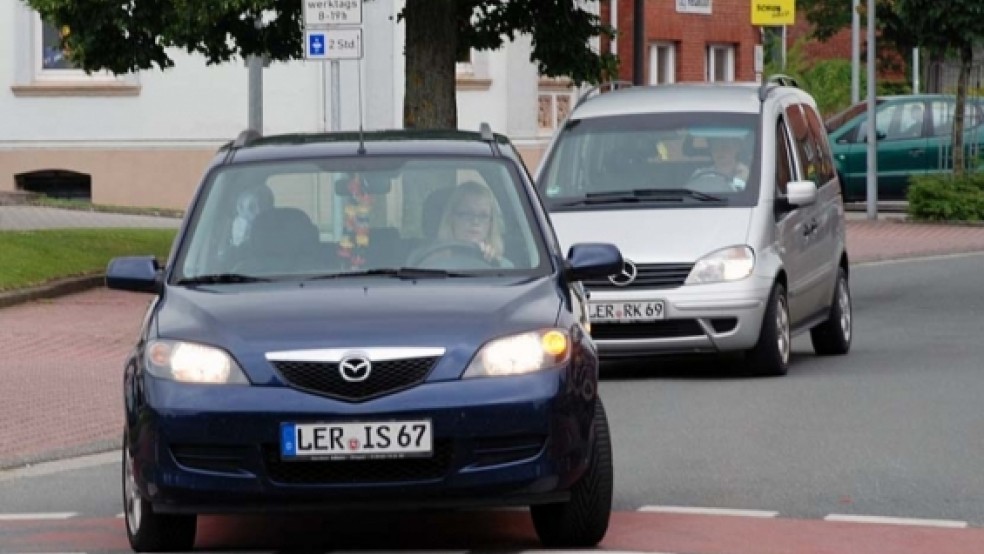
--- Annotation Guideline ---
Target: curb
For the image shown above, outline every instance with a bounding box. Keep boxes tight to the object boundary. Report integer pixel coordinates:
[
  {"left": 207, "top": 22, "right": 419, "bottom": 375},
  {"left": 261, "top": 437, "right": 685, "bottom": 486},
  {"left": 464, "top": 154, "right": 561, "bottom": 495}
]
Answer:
[{"left": 0, "top": 274, "right": 105, "bottom": 310}]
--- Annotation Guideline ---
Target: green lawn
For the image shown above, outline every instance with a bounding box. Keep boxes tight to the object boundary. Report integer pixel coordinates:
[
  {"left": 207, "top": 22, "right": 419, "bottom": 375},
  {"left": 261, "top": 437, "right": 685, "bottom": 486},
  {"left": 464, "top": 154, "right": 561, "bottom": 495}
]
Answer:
[{"left": 0, "top": 228, "right": 177, "bottom": 291}]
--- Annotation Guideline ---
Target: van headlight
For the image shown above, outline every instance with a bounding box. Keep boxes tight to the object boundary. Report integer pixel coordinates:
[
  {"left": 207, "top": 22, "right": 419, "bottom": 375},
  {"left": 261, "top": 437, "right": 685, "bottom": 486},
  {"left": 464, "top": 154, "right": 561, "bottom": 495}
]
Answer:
[
  {"left": 462, "top": 330, "right": 571, "bottom": 378},
  {"left": 685, "top": 246, "right": 755, "bottom": 285},
  {"left": 145, "top": 340, "right": 250, "bottom": 385}
]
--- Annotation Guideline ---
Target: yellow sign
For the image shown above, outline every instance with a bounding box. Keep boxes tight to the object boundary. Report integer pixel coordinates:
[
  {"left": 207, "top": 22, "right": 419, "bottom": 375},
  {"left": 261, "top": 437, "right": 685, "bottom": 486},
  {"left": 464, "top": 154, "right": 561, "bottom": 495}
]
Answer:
[{"left": 752, "top": 0, "right": 795, "bottom": 26}]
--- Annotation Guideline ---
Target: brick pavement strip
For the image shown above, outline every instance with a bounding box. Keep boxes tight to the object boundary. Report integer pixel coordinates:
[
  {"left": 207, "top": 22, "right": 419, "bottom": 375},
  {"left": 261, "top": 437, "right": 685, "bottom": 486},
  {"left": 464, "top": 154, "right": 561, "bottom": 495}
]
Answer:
[{"left": 2, "top": 220, "right": 984, "bottom": 470}]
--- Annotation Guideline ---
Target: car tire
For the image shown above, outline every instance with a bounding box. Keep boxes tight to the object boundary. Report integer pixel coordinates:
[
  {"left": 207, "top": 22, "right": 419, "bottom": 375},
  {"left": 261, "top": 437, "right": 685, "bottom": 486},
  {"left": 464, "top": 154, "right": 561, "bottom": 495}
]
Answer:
[
  {"left": 745, "top": 282, "right": 790, "bottom": 376},
  {"left": 123, "top": 434, "right": 196, "bottom": 552},
  {"left": 530, "top": 399, "right": 613, "bottom": 548},
  {"left": 810, "top": 267, "right": 852, "bottom": 356}
]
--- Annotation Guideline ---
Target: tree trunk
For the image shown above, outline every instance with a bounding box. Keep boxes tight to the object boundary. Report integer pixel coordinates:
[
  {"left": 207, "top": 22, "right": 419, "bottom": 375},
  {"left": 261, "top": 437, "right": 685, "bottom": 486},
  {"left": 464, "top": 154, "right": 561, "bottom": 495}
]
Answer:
[
  {"left": 952, "top": 45, "right": 972, "bottom": 177},
  {"left": 403, "top": 0, "right": 458, "bottom": 129}
]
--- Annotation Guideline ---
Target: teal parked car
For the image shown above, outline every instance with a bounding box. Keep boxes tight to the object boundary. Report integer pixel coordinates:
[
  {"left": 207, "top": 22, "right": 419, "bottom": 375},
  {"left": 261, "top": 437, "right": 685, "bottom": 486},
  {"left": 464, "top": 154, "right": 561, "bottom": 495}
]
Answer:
[{"left": 826, "top": 94, "right": 984, "bottom": 201}]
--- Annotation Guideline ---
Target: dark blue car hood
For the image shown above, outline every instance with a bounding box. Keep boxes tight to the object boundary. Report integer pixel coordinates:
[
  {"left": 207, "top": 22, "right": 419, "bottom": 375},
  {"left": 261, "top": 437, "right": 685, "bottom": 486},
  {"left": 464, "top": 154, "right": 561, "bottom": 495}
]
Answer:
[{"left": 154, "top": 277, "right": 564, "bottom": 384}]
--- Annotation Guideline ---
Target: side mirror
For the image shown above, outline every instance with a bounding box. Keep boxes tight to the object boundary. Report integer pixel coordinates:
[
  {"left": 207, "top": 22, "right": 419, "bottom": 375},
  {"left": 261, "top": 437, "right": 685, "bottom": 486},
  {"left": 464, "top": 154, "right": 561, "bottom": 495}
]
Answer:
[
  {"left": 565, "top": 243, "right": 623, "bottom": 282},
  {"left": 786, "top": 180, "right": 818, "bottom": 207},
  {"left": 106, "top": 256, "right": 162, "bottom": 294}
]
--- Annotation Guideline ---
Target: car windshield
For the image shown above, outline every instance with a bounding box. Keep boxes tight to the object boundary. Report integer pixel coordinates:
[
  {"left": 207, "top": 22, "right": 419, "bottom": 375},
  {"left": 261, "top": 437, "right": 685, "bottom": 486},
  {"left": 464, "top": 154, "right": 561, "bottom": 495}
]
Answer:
[
  {"left": 537, "top": 112, "right": 761, "bottom": 210},
  {"left": 173, "top": 156, "right": 548, "bottom": 281}
]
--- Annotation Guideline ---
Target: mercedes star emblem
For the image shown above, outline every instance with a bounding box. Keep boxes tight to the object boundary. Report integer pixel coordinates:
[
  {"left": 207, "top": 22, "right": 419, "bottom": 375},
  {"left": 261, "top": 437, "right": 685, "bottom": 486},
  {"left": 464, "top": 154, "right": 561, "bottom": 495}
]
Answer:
[{"left": 608, "top": 259, "right": 638, "bottom": 287}]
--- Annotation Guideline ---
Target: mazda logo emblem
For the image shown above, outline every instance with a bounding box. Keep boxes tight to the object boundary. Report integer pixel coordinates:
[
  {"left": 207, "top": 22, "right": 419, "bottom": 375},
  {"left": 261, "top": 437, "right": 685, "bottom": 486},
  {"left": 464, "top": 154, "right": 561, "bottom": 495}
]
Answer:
[
  {"left": 608, "top": 259, "right": 638, "bottom": 287},
  {"left": 338, "top": 355, "right": 372, "bottom": 382}
]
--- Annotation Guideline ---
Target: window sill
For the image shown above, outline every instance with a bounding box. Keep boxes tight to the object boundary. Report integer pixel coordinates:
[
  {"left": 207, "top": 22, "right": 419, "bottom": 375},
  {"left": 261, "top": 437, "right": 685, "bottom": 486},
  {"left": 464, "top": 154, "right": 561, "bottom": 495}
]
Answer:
[
  {"left": 538, "top": 78, "right": 574, "bottom": 92},
  {"left": 11, "top": 81, "right": 141, "bottom": 97},
  {"left": 456, "top": 76, "right": 492, "bottom": 92}
]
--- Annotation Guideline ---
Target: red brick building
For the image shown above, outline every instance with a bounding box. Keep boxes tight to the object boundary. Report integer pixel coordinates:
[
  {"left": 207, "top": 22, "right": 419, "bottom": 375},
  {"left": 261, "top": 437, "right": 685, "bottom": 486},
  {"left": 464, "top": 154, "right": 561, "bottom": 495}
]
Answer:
[{"left": 601, "top": 0, "right": 763, "bottom": 84}]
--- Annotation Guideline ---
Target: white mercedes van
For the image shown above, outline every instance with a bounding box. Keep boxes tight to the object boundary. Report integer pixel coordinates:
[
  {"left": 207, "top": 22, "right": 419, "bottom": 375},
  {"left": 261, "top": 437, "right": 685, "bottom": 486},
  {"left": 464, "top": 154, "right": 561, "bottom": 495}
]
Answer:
[{"left": 535, "top": 77, "right": 852, "bottom": 376}]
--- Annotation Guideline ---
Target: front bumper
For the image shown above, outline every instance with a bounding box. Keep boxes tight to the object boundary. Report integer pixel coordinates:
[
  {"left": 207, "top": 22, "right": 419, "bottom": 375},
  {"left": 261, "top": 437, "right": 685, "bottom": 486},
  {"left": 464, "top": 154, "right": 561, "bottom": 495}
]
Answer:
[
  {"left": 126, "top": 368, "right": 594, "bottom": 514},
  {"left": 587, "top": 276, "right": 773, "bottom": 357}
]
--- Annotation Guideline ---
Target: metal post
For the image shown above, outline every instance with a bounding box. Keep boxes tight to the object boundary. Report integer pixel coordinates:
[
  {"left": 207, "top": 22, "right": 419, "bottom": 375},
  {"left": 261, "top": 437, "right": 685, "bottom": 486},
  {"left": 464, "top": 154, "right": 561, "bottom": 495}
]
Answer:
[
  {"left": 851, "top": 0, "right": 860, "bottom": 104},
  {"left": 330, "top": 60, "right": 341, "bottom": 131},
  {"left": 247, "top": 55, "right": 264, "bottom": 133},
  {"left": 913, "top": 48, "right": 920, "bottom": 94},
  {"left": 781, "top": 26, "right": 787, "bottom": 70},
  {"left": 866, "top": 0, "right": 878, "bottom": 220},
  {"left": 633, "top": 0, "right": 644, "bottom": 85}
]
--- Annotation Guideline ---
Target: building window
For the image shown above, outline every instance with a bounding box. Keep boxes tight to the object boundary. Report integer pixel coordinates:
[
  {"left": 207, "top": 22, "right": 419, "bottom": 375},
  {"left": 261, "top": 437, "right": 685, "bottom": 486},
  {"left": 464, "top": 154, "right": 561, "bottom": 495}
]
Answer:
[
  {"left": 706, "top": 44, "right": 735, "bottom": 82},
  {"left": 648, "top": 42, "right": 676, "bottom": 85},
  {"left": 34, "top": 16, "right": 118, "bottom": 81},
  {"left": 455, "top": 48, "right": 474, "bottom": 75}
]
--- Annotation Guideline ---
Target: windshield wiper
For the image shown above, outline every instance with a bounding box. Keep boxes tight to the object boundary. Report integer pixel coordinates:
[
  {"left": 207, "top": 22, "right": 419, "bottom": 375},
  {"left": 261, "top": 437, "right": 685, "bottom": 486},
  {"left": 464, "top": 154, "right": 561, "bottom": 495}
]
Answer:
[
  {"left": 556, "top": 188, "right": 724, "bottom": 206},
  {"left": 647, "top": 188, "right": 725, "bottom": 202},
  {"left": 175, "top": 273, "right": 272, "bottom": 285},
  {"left": 307, "top": 267, "right": 474, "bottom": 280}
]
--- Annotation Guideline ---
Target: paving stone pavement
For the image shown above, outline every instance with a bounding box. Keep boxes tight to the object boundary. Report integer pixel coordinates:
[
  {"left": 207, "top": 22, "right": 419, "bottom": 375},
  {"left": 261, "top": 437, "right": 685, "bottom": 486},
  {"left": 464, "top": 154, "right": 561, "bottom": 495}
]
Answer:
[
  {"left": 0, "top": 205, "right": 181, "bottom": 230},
  {"left": 3, "top": 208, "right": 984, "bottom": 469}
]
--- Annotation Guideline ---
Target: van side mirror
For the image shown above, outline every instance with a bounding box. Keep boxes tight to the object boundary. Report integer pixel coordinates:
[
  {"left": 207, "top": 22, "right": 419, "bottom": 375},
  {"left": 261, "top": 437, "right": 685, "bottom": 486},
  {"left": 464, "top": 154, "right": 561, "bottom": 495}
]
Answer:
[{"left": 786, "top": 180, "right": 818, "bottom": 207}]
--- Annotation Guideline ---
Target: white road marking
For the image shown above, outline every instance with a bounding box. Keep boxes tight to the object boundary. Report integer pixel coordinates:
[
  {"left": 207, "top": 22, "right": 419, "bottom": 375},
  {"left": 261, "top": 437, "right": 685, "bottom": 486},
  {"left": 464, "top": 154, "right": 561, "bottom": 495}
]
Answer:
[
  {"left": 824, "top": 514, "right": 968, "bottom": 528},
  {"left": 855, "top": 250, "right": 984, "bottom": 267},
  {"left": 638, "top": 505, "right": 778, "bottom": 518},
  {"left": 0, "top": 512, "right": 77, "bottom": 521}
]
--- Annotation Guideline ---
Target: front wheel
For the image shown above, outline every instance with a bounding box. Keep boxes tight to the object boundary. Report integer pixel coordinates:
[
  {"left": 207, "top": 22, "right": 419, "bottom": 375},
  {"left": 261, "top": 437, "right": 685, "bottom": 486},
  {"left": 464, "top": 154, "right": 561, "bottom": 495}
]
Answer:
[
  {"left": 123, "top": 434, "right": 196, "bottom": 552},
  {"left": 745, "top": 282, "right": 791, "bottom": 376},
  {"left": 530, "top": 399, "right": 613, "bottom": 548},
  {"left": 810, "top": 267, "right": 852, "bottom": 355}
]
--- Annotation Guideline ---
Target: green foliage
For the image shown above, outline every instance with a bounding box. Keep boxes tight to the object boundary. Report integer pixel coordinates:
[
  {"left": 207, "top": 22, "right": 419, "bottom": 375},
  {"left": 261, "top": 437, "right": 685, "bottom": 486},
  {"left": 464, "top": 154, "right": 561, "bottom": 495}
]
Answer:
[
  {"left": 907, "top": 173, "right": 984, "bottom": 221},
  {"left": 0, "top": 228, "right": 176, "bottom": 291},
  {"left": 765, "top": 37, "right": 911, "bottom": 118},
  {"left": 799, "top": 0, "right": 917, "bottom": 70}
]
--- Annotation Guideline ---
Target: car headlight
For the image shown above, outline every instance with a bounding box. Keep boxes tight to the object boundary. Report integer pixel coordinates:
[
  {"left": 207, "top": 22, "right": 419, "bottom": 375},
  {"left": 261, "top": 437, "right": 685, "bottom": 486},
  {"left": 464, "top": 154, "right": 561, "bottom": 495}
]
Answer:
[
  {"left": 462, "top": 329, "right": 571, "bottom": 378},
  {"left": 685, "top": 245, "right": 755, "bottom": 285},
  {"left": 145, "top": 340, "right": 250, "bottom": 385}
]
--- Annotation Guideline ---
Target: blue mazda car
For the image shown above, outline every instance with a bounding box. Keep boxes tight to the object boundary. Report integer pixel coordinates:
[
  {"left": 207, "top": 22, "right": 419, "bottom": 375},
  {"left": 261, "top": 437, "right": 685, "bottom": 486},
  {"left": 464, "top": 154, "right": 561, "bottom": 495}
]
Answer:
[{"left": 107, "top": 127, "right": 623, "bottom": 552}]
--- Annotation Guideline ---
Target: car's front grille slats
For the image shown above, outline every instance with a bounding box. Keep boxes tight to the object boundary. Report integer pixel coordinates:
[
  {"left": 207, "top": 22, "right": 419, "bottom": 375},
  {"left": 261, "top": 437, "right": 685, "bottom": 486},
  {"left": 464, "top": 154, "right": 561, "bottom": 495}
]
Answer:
[
  {"left": 583, "top": 263, "right": 693, "bottom": 290},
  {"left": 272, "top": 357, "right": 438, "bottom": 402}
]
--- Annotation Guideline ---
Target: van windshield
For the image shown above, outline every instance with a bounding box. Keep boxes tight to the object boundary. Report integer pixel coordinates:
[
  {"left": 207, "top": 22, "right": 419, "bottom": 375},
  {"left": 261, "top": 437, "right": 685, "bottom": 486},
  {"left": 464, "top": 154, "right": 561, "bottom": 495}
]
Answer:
[{"left": 538, "top": 112, "right": 761, "bottom": 210}]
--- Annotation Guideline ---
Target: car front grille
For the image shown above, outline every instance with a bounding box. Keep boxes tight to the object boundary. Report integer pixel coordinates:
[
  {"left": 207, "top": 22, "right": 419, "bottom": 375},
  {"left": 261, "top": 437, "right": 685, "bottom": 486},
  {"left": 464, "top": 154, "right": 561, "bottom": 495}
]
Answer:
[
  {"left": 262, "top": 442, "right": 453, "bottom": 484},
  {"left": 583, "top": 262, "right": 693, "bottom": 290},
  {"left": 272, "top": 357, "right": 438, "bottom": 401}
]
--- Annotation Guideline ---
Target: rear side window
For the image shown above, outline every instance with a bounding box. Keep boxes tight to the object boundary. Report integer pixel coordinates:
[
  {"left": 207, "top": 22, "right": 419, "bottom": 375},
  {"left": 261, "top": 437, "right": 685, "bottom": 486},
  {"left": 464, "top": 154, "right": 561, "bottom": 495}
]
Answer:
[{"left": 802, "top": 104, "right": 838, "bottom": 185}]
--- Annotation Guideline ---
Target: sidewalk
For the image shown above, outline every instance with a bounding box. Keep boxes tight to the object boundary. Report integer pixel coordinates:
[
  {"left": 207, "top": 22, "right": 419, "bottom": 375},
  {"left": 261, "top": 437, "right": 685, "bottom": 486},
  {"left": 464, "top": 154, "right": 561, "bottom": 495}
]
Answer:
[
  {"left": 3, "top": 213, "right": 984, "bottom": 470},
  {"left": 0, "top": 205, "right": 181, "bottom": 230}
]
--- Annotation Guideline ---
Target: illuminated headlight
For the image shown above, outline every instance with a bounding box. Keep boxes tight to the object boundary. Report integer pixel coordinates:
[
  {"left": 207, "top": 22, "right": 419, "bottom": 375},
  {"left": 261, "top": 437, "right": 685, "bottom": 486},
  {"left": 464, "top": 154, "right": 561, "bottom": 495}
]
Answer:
[
  {"left": 685, "top": 246, "right": 755, "bottom": 285},
  {"left": 145, "top": 340, "right": 250, "bottom": 385},
  {"left": 462, "top": 329, "right": 571, "bottom": 378}
]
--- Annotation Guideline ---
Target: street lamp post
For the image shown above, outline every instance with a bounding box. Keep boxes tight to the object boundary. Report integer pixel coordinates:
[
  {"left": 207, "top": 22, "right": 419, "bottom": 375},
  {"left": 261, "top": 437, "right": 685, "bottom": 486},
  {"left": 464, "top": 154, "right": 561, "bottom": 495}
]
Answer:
[{"left": 865, "top": 0, "right": 878, "bottom": 220}]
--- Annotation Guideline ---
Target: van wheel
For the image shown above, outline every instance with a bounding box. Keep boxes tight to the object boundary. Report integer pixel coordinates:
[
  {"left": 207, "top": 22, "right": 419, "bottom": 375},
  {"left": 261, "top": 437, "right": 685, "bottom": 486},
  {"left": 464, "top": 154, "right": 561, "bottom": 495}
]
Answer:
[
  {"left": 746, "top": 282, "right": 790, "bottom": 376},
  {"left": 123, "top": 434, "right": 196, "bottom": 552},
  {"left": 530, "top": 399, "right": 613, "bottom": 548},
  {"left": 810, "top": 267, "right": 852, "bottom": 355}
]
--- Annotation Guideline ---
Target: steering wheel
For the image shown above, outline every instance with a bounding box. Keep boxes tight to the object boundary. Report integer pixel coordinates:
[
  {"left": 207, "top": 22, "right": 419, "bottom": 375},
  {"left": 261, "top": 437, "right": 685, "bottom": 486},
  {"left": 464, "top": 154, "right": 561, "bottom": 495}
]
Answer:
[
  {"left": 407, "top": 240, "right": 493, "bottom": 269},
  {"left": 686, "top": 169, "right": 738, "bottom": 193}
]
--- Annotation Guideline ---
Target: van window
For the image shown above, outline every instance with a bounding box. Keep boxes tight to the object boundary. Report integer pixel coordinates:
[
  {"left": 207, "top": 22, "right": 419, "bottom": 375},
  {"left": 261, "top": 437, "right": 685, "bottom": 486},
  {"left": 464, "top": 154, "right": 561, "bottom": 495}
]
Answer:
[
  {"left": 538, "top": 112, "right": 761, "bottom": 209},
  {"left": 802, "top": 104, "right": 837, "bottom": 186},
  {"left": 775, "top": 118, "right": 793, "bottom": 197}
]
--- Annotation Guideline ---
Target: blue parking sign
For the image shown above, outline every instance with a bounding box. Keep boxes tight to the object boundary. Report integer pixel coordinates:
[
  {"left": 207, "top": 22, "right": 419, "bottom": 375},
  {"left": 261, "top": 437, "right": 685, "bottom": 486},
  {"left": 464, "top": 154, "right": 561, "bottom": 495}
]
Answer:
[{"left": 308, "top": 32, "right": 326, "bottom": 57}]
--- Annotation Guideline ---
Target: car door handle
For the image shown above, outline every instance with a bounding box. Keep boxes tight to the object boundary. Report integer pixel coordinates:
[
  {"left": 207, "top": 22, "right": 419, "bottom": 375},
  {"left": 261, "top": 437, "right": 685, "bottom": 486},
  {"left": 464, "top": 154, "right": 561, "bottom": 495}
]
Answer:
[
  {"left": 803, "top": 220, "right": 819, "bottom": 236},
  {"left": 909, "top": 148, "right": 925, "bottom": 157}
]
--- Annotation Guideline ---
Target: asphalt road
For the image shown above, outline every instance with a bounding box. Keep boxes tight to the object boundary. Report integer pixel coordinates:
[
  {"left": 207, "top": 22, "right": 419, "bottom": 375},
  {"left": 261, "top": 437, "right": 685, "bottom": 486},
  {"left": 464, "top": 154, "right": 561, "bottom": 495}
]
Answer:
[{"left": 2, "top": 252, "right": 984, "bottom": 552}]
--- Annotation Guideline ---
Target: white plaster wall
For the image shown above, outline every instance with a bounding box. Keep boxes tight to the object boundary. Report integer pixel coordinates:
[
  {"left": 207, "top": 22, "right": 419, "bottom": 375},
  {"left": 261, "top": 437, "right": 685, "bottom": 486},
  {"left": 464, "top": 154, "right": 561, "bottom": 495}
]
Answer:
[{"left": 0, "top": 0, "right": 401, "bottom": 143}]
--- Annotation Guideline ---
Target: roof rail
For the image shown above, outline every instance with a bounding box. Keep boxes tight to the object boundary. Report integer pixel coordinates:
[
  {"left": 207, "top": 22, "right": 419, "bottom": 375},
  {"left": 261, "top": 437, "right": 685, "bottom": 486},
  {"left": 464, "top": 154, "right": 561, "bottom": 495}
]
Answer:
[
  {"left": 758, "top": 73, "right": 799, "bottom": 102},
  {"left": 574, "top": 80, "right": 634, "bottom": 110},
  {"left": 478, "top": 122, "right": 502, "bottom": 157},
  {"left": 221, "top": 129, "right": 262, "bottom": 164}
]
